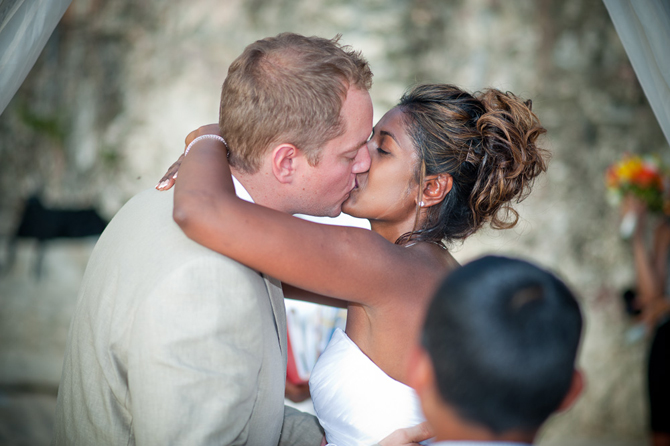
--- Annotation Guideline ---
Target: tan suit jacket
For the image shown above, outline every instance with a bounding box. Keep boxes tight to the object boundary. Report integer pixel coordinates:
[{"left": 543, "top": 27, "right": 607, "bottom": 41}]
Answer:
[{"left": 52, "top": 188, "right": 323, "bottom": 445}]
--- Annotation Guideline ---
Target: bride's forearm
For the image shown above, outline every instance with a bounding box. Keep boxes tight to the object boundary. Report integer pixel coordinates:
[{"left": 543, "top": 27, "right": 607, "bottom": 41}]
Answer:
[
  {"left": 173, "top": 138, "right": 236, "bottom": 240},
  {"left": 172, "top": 135, "right": 438, "bottom": 310}
]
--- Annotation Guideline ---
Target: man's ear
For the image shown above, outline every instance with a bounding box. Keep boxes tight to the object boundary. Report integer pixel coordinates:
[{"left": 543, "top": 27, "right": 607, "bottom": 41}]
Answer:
[
  {"left": 557, "top": 369, "right": 584, "bottom": 412},
  {"left": 271, "top": 143, "right": 299, "bottom": 184},
  {"left": 420, "top": 174, "right": 453, "bottom": 208}
]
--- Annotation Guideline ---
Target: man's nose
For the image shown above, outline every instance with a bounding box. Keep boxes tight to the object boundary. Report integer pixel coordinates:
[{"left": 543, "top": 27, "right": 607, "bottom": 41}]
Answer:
[{"left": 352, "top": 146, "right": 371, "bottom": 174}]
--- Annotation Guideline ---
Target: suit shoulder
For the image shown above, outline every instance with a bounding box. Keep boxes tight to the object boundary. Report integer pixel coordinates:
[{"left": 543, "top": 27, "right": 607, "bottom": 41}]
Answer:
[
  {"left": 93, "top": 188, "right": 260, "bottom": 278},
  {"left": 114, "top": 188, "right": 173, "bottom": 224}
]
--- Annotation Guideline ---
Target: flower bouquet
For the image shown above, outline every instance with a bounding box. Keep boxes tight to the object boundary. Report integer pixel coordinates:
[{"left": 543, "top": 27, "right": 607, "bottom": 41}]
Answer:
[
  {"left": 606, "top": 154, "right": 669, "bottom": 214},
  {"left": 606, "top": 154, "right": 669, "bottom": 238}
]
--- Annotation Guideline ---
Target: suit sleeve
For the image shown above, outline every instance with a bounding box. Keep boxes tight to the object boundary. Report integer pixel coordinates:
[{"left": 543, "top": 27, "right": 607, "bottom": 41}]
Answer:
[
  {"left": 279, "top": 405, "right": 324, "bottom": 446},
  {"left": 127, "top": 257, "right": 264, "bottom": 445}
]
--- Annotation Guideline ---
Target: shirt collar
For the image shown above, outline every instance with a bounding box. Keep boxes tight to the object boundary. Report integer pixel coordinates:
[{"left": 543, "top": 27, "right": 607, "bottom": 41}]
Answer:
[{"left": 232, "top": 175, "right": 254, "bottom": 203}]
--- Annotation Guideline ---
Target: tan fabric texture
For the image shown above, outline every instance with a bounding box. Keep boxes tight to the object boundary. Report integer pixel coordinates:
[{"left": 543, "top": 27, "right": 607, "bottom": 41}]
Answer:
[{"left": 52, "top": 188, "right": 322, "bottom": 446}]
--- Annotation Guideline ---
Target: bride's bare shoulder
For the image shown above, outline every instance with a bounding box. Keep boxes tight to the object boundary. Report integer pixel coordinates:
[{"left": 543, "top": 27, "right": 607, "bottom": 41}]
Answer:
[{"left": 404, "top": 240, "right": 459, "bottom": 273}]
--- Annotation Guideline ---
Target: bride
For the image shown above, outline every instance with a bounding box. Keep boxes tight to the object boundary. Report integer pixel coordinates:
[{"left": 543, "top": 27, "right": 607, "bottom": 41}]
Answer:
[{"left": 161, "top": 83, "right": 547, "bottom": 445}]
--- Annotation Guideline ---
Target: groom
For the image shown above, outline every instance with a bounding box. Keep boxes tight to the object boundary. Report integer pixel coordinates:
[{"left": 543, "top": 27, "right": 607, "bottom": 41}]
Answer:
[{"left": 53, "top": 33, "right": 375, "bottom": 445}]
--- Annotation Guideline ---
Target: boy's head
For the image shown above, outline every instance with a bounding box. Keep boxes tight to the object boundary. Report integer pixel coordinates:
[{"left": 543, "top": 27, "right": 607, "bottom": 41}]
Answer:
[{"left": 409, "top": 255, "right": 583, "bottom": 441}]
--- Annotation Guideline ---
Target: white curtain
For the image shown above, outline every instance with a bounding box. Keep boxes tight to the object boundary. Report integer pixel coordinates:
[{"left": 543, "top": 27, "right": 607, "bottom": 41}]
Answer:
[
  {"left": 603, "top": 0, "right": 670, "bottom": 146},
  {"left": 0, "top": 0, "right": 72, "bottom": 115}
]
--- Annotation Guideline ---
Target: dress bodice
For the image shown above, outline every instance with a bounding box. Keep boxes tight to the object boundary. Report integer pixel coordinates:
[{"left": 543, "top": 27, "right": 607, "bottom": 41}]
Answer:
[{"left": 309, "top": 328, "right": 426, "bottom": 446}]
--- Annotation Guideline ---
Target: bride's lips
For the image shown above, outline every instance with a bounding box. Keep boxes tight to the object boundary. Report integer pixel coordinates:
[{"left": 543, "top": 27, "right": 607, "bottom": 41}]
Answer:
[
  {"left": 349, "top": 176, "right": 358, "bottom": 193},
  {"left": 343, "top": 177, "right": 358, "bottom": 203},
  {"left": 353, "top": 172, "right": 366, "bottom": 191}
]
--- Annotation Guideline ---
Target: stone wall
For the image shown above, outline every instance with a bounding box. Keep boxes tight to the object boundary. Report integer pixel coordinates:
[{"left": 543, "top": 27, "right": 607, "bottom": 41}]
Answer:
[{"left": 1, "top": 0, "right": 668, "bottom": 444}]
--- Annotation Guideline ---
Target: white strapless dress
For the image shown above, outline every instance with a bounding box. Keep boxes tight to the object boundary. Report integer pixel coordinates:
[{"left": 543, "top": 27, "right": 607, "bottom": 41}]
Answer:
[{"left": 309, "top": 328, "right": 427, "bottom": 446}]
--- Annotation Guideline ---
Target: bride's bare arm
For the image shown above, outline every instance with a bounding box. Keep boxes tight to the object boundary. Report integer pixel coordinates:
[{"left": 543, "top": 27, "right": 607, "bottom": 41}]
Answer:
[
  {"left": 173, "top": 139, "right": 441, "bottom": 308},
  {"left": 282, "top": 284, "right": 347, "bottom": 308}
]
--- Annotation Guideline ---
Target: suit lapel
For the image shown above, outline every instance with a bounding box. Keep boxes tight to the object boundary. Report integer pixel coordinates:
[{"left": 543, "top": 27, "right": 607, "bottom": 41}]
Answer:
[
  {"left": 262, "top": 274, "right": 286, "bottom": 356},
  {"left": 234, "top": 180, "right": 286, "bottom": 357}
]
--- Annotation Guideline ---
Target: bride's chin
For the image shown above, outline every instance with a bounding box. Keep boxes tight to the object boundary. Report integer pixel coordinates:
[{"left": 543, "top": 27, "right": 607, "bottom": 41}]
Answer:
[{"left": 341, "top": 199, "right": 365, "bottom": 219}]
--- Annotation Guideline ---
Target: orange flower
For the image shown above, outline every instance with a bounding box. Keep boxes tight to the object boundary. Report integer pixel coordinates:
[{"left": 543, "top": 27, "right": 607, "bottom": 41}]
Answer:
[
  {"left": 634, "top": 166, "right": 662, "bottom": 189},
  {"left": 605, "top": 153, "right": 669, "bottom": 214}
]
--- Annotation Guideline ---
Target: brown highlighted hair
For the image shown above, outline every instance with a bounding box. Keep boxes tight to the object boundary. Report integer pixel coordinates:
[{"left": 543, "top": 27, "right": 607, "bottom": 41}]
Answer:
[
  {"left": 397, "top": 84, "right": 548, "bottom": 245},
  {"left": 219, "top": 33, "right": 373, "bottom": 173}
]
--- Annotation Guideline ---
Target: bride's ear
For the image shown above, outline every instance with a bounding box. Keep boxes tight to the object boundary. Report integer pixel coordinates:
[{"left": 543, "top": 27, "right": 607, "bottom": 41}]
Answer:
[
  {"left": 420, "top": 173, "right": 452, "bottom": 208},
  {"left": 271, "top": 144, "right": 299, "bottom": 184}
]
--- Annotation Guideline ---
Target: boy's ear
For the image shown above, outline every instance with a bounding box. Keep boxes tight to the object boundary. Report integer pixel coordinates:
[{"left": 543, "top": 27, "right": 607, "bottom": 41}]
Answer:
[
  {"left": 420, "top": 173, "right": 453, "bottom": 208},
  {"left": 271, "top": 144, "right": 299, "bottom": 184},
  {"left": 406, "top": 345, "right": 434, "bottom": 397},
  {"left": 557, "top": 369, "right": 584, "bottom": 412}
]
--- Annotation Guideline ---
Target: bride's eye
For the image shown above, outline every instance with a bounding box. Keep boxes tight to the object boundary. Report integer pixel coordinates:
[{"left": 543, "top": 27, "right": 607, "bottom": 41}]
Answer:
[{"left": 377, "top": 146, "right": 389, "bottom": 155}]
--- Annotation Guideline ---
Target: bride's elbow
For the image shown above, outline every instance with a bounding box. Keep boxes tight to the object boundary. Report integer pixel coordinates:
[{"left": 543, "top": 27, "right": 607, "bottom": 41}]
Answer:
[
  {"left": 174, "top": 193, "right": 219, "bottom": 237},
  {"left": 173, "top": 201, "right": 194, "bottom": 231}
]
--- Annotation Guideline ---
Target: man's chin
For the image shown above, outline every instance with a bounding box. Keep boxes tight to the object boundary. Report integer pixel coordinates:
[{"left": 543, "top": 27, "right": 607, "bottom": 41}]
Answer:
[
  {"left": 324, "top": 207, "right": 342, "bottom": 218},
  {"left": 306, "top": 206, "right": 341, "bottom": 219}
]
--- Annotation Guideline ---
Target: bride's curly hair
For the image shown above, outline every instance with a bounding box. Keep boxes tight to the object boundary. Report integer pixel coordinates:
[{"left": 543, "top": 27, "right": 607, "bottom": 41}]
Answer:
[{"left": 396, "top": 84, "right": 549, "bottom": 246}]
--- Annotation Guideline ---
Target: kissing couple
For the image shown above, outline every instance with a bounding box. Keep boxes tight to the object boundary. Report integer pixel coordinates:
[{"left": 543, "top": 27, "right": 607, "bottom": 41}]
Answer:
[{"left": 53, "top": 32, "right": 548, "bottom": 445}]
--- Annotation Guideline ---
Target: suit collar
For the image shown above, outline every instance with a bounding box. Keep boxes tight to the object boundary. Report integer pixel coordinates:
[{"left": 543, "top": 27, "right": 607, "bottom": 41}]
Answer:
[
  {"left": 262, "top": 274, "right": 287, "bottom": 356},
  {"left": 233, "top": 176, "right": 286, "bottom": 354}
]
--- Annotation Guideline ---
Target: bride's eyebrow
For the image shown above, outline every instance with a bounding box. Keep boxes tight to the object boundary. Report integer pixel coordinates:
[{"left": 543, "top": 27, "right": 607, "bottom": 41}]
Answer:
[{"left": 379, "top": 130, "right": 399, "bottom": 146}]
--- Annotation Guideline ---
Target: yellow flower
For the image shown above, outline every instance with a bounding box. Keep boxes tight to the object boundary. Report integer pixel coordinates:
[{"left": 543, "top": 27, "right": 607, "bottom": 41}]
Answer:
[{"left": 615, "top": 156, "right": 643, "bottom": 182}]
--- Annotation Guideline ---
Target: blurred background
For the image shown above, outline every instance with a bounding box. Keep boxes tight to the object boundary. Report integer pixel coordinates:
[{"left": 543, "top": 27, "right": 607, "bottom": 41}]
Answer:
[{"left": 1, "top": 0, "right": 669, "bottom": 444}]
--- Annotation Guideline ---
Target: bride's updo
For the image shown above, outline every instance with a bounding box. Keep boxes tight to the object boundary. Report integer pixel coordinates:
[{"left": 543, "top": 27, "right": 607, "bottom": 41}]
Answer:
[{"left": 397, "top": 84, "right": 548, "bottom": 245}]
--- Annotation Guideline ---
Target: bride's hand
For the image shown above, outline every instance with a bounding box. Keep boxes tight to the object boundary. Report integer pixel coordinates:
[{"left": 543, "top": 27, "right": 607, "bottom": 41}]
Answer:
[
  {"left": 155, "top": 154, "right": 184, "bottom": 191},
  {"left": 378, "top": 422, "right": 433, "bottom": 446},
  {"left": 156, "top": 123, "right": 221, "bottom": 191}
]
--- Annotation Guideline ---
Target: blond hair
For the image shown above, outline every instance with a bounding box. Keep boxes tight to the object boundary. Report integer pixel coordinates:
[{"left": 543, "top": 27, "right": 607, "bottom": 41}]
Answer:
[{"left": 219, "top": 33, "right": 373, "bottom": 173}]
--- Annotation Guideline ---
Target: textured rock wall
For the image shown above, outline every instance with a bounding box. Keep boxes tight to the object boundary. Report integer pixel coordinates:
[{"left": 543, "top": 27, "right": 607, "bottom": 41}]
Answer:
[{"left": 1, "top": 0, "right": 668, "bottom": 443}]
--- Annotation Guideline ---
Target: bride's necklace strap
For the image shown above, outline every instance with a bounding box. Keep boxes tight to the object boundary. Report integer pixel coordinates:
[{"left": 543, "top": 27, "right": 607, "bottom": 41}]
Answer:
[{"left": 404, "top": 240, "right": 447, "bottom": 250}]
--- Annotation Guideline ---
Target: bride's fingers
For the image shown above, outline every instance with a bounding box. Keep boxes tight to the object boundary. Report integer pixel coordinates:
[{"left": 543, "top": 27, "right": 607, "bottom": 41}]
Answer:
[
  {"left": 379, "top": 422, "right": 433, "bottom": 446},
  {"left": 403, "top": 422, "right": 433, "bottom": 444},
  {"left": 159, "top": 124, "right": 222, "bottom": 190},
  {"left": 185, "top": 128, "right": 201, "bottom": 147},
  {"left": 185, "top": 123, "right": 222, "bottom": 147},
  {"left": 156, "top": 155, "right": 184, "bottom": 191},
  {"left": 156, "top": 176, "right": 175, "bottom": 191}
]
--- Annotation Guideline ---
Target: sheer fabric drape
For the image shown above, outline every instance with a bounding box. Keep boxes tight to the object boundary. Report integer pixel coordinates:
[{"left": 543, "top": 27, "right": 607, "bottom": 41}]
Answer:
[
  {"left": 604, "top": 0, "right": 670, "bottom": 146},
  {"left": 0, "top": 0, "right": 71, "bottom": 114}
]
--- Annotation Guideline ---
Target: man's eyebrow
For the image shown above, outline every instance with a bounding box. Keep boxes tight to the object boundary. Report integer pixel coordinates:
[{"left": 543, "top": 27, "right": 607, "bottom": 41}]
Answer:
[{"left": 344, "top": 137, "right": 369, "bottom": 154}]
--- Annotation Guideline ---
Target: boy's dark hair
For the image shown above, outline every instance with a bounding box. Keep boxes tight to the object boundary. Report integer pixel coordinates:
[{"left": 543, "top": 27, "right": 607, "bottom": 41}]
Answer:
[{"left": 422, "top": 255, "right": 582, "bottom": 433}]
